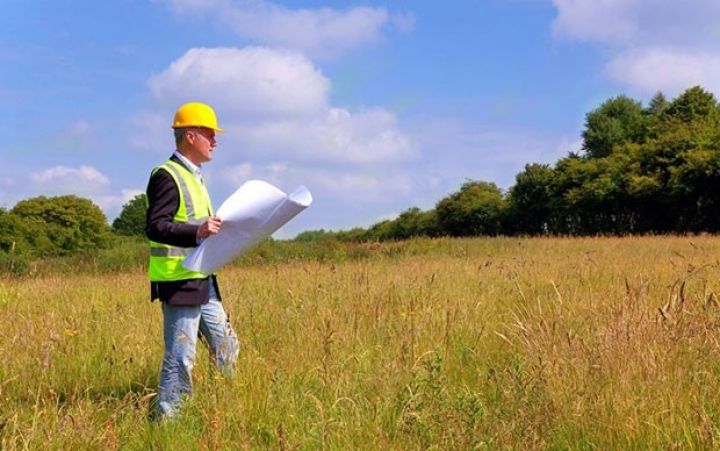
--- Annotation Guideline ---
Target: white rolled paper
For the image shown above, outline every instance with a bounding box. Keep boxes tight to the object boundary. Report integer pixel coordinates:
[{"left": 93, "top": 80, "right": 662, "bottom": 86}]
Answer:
[{"left": 183, "top": 180, "right": 312, "bottom": 274}]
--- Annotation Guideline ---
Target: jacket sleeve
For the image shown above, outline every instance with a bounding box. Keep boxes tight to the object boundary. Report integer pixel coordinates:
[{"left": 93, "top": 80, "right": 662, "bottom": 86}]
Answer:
[{"left": 145, "top": 168, "right": 200, "bottom": 248}]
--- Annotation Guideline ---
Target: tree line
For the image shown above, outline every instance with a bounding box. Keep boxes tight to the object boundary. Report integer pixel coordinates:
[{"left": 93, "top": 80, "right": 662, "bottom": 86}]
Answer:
[
  {"left": 2, "top": 85, "right": 720, "bottom": 260},
  {"left": 298, "top": 86, "right": 720, "bottom": 241}
]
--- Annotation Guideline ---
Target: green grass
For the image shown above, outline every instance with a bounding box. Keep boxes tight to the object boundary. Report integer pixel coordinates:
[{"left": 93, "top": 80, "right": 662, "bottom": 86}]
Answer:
[{"left": 3, "top": 236, "right": 720, "bottom": 449}]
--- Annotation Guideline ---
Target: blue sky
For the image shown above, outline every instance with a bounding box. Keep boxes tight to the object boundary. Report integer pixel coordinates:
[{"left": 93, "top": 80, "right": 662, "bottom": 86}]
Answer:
[{"left": 3, "top": 0, "right": 720, "bottom": 237}]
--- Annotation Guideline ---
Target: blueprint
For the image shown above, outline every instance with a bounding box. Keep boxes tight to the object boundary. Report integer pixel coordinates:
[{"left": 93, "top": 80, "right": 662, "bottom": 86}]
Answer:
[{"left": 182, "top": 180, "right": 312, "bottom": 274}]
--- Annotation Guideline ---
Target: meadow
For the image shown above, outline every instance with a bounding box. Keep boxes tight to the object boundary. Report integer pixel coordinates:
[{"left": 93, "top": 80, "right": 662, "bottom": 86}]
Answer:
[{"left": 3, "top": 235, "right": 720, "bottom": 449}]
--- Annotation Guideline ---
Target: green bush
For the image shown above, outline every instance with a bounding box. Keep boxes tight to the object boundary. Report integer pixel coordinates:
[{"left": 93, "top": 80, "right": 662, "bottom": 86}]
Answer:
[
  {"left": 0, "top": 252, "right": 30, "bottom": 277},
  {"left": 11, "top": 195, "right": 111, "bottom": 256}
]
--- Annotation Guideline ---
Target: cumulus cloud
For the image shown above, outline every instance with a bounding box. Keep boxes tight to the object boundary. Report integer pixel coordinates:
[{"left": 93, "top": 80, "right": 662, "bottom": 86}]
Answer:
[
  {"left": 30, "top": 165, "right": 109, "bottom": 188},
  {"left": 606, "top": 48, "right": 720, "bottom": 95},
  {"left": 156, "top": 0, "right": 411, "bottom": 59},
  {"left": 219, "top": 3, "right": 389, "bottom": 59},
  {"left": 551, "top": 0, "right": 720, "bottom": 95},
  {"left": 148, "top": 47, "right": 329, "bottom": 116},
  {"left": 139, "top": 47, "right": 413, "bottom": 164},
  {"left": 552, "top": 0, "right": 639, "bottom": 44},
  {"left": 231, "top": 107, "right": 412, "bottom": 163},
  {"left": 552, "top": 0, "right": 720, "bottom": 46}
]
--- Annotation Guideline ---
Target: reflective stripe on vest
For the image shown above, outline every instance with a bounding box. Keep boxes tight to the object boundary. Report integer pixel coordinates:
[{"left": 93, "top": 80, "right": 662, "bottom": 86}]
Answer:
[
  {"left": 162, "top": 161, "right": 199, "bottom": 223},
  {"left": 150, "top": 247, "right": 193, "bottom": 257},
  {"left": 148, "top": 159, "right": 213, "bottom": 282}
]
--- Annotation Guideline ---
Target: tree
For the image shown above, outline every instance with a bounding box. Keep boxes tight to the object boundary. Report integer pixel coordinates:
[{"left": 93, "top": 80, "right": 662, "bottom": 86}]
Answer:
[
  {"left": 366, "top": 220, "right": 395, "bottom": 241},
  {"left": 506, "top": 164, "right": 555, "bottom": 234},
  {"left": 662, "top": 86, "right": 720, "bottom": 124},
  {"left": 387, "top": 207, "right": 439, "bottom": 239},
  {"left": 0, "top": 209, "right": 38, "bottom": 256},
  {"left": 112, "top": 193, "right": 148, "bottom": 236},
  {"left": 647, "top": 92, "right": 669, "bottom": 116},
  {"left": 435, "top": 181, "right": 507, "bottom": 236},
  {"left": 11, "top": 195, "right": 111, "bottom": 256},
  {"left": 582, "top": 95, "right": 647, "bottom": 159},
  {"left": 668, "top": 149, "right": 720, "bottom": 231}
]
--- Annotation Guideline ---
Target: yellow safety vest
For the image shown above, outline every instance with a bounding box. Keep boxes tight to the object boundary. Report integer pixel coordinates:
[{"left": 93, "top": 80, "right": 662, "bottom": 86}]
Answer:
[{"left": 148, "top": 159, "right": 213, "bottom": 282}]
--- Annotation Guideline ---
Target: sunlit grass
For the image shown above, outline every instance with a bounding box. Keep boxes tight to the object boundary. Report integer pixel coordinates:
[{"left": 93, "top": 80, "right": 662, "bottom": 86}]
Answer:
[{"left": 3, "top": 236, "right": 720, "bottom": 449}]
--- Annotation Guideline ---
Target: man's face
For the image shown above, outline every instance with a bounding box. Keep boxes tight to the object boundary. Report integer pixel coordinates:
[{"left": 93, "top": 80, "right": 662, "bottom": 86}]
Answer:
[{"left": 185, "top": 127, "right": 217, "bottom": 164}]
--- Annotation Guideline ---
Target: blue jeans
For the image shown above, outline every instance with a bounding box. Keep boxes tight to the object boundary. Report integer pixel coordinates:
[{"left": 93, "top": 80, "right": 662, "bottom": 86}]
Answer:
[{"left": 157, "top": 284, "right": 239, "bottom": 418}]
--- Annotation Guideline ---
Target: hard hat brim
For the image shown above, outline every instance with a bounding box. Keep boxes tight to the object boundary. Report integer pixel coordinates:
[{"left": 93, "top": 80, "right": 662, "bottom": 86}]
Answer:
[{"left": 171, "top": 125, "right": 225, "bottom": 132}]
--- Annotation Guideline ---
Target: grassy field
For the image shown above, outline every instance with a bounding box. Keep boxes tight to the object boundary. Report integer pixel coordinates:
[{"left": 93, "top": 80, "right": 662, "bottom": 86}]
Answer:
[{"left": 3, "top": 236, "right": 720, "bottom": 449}]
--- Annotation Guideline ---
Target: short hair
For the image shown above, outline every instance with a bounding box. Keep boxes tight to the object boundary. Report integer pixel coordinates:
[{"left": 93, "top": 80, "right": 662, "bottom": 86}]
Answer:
[{"left": 174, "top": 128, "right": 188, "bottom": 146}]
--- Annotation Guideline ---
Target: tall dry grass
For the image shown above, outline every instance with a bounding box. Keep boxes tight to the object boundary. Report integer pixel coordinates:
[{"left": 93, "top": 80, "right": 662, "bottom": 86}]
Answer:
[{"left": 2, "top": 236, "right": 720, "bottom": 449}]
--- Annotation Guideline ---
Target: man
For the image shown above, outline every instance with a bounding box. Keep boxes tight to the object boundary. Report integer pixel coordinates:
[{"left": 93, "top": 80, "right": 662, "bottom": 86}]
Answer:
[{"left": 145, "top": 101, "right": 239, "bottom": 418}]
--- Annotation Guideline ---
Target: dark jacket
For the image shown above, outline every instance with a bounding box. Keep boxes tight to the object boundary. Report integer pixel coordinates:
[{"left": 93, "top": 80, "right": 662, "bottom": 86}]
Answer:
[{"left": 145, "top": 154, "right": 221, "bottom": 305}]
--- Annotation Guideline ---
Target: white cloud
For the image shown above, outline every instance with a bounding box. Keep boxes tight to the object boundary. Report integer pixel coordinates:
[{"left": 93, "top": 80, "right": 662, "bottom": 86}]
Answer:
[
  {"left": 156, "top": 0, "right": 410, "bottom": 59},
  {"left": 552, "top": 0, "right": 720, "bottom": 46},
  {"left": 231, "top": 107, "right": 413, "bottom": 163},
  {"left": 552, "top": 0, "right": 638, "bottom": 43},
  {"left": 30, "top": 165, "right": 109, "bottom": 187},
  {"left": 220, "top": 3, "right": 388, "bottom": 59},
  {"left": 551, "top": 0, "right": 720, "bottom": 95},
  {"left": 606, "top": 48, "right": 720, "bottom": 95},
  {"left": 148, "top": 47, "right": 329, "bottom": 116},
  {"left": 138, "top": 47, "right": 413, "bottom": 164}
]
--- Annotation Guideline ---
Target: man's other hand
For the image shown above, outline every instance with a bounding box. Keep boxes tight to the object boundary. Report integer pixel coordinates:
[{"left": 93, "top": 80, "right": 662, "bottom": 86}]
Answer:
[{"left": 197, "top": 215, "right": 223, "bottom": 240}]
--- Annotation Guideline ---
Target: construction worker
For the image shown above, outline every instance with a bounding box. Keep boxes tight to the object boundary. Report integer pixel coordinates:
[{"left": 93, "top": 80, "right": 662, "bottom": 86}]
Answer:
[{"left": 145, "top": 102, "right": 239, "bottom": 419}]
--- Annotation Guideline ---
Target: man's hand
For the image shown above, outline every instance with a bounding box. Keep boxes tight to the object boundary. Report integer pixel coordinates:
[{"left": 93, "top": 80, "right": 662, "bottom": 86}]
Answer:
[{"left": 196, "top": 215, "right": 223, "bottom": 240}]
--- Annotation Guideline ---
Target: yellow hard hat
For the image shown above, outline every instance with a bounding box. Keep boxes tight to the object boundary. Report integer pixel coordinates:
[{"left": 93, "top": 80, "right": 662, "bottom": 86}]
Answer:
[{"left": 172, "top": 102, "right": 224, "bottom": 132}]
